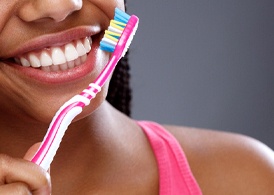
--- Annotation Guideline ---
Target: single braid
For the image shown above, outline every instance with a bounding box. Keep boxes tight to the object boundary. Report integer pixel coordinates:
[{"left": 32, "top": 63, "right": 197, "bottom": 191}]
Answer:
[{"left": 106, "top": 51, "right": 132, "bottom": 116}]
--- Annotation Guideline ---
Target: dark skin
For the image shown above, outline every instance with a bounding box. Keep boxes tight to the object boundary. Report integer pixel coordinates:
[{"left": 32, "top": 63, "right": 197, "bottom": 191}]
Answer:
[
  {"left": 1, "top": 102, "right": 274, "bottom": 194},
  {"left": 0, "top": 0, "right": 274, "bottom": 194},
  {"left": 168, "top": 125, "right": 274, "bottom": 194}
]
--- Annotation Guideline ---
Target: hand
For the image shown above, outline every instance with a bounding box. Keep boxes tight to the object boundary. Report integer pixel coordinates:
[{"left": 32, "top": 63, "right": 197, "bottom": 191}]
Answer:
[{"left": 0, "top": 143, "right": 51, "bottom": 194}]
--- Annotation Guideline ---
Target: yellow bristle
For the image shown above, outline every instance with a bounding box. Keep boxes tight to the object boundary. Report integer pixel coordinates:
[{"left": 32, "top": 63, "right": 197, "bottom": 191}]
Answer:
[
  {"left": 111, "top": 20, "right": 126, "bottom": 27},
  {"left": 110, "top": 21, "right": 125, "bottom": 31},
  {"left": 105, "top": 30, "right": 121, "bottom": 38},
  {"left": 105, "top": 34, "right": 118, "bottom": 42}
]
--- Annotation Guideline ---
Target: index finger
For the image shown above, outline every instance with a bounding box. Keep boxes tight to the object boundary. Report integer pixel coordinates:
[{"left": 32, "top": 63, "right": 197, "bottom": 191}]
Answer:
[{"left": 0, "top": 154, "right": 51, "bottom": 194}]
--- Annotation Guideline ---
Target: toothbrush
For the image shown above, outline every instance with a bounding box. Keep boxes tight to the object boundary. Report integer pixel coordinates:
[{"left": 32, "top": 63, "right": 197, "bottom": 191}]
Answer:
[{"left": 31, "top": 8, "right": 139, "bottom": 170}]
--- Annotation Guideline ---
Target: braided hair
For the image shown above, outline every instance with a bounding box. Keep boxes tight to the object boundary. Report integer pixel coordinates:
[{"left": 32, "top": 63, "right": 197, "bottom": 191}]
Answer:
[
  {"left": 106, "top": 0, "right": 132, "bottom": 116},
  {"left": 106, "top": 51, "right": 131, "bottom": 116}
]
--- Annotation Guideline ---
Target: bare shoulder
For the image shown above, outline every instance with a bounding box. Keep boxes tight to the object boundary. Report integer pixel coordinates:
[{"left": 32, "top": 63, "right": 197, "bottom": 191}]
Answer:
[{"left": 163, "top": 124, "right": 274, "bottom": 195}]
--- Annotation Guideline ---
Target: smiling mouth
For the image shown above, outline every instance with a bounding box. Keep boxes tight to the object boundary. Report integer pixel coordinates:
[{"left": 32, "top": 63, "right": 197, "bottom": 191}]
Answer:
[{"left": 10, "top": 37, "right": 92, "bottom": 72}]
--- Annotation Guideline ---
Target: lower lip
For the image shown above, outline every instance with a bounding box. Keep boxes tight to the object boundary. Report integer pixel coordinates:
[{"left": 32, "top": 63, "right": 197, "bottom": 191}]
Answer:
[{"left": 5, "top": 40, "right": 101, "bottom": 84}]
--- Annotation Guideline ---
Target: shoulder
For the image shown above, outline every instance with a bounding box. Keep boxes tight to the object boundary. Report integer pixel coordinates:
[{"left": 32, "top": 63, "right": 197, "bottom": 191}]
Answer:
[{"left": 163, "top": 124, "right": 274, "bottom": 195}]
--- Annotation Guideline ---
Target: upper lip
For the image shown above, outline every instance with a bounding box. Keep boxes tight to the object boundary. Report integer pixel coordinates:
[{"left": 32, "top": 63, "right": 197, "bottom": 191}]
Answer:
[{"left": 2, "top": 25, "right": 102, "bottom": 59}]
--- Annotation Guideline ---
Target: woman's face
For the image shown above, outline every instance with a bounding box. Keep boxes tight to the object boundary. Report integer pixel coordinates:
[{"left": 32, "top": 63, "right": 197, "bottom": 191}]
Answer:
[{"left": 0, "top": 0, "right": 125, "bottom": 124}]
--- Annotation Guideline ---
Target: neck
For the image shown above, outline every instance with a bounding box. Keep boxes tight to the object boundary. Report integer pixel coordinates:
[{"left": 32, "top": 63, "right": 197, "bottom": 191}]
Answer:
[
  {"left": 0, "top": 101, "right": 159, "bottom": 194},
  {"left": 0, "top": 100, "right": 127, "bottom": 154}
]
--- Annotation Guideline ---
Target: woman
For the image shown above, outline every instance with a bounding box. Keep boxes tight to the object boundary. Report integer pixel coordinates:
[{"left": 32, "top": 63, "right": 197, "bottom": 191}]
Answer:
[{"left": 0, "top": 0, "right": 273, "bottom": 194}]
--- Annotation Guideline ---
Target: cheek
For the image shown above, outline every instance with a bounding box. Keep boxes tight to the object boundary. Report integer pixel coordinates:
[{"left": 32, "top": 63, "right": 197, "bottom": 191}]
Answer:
[
  {"left": 17, "top": 82, "right": 109, "bottom": 124},
  {"left": 0, "top": 52, "right": 111, "bottom": 125},
  {"left": 88, "top": 0, "right": 125, "bottom": 18},
  {"left": 27, "top": 50, "right": 111, "bottom": 124}
]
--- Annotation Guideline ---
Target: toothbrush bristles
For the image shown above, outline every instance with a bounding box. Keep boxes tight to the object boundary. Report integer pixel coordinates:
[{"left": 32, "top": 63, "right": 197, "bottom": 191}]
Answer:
[{"left": 100, "top": 8, "right": 131, "bottom": 53}]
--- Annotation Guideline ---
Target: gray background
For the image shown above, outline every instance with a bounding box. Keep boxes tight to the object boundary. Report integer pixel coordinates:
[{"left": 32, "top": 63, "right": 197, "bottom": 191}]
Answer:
[{"left": 127, "top": 0, "right": 274, "bottom": 150}]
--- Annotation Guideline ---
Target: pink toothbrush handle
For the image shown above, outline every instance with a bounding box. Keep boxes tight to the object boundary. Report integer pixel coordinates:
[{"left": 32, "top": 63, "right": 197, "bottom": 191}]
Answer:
[
  {"left": 31, "top": 52, "right": 120, "bottom": 170},
  {"left": 31, "top": 84, "right": 101, "bottom": 170},
  {"left": 31, "top": 15, "right": 138, "bottom": 170}
]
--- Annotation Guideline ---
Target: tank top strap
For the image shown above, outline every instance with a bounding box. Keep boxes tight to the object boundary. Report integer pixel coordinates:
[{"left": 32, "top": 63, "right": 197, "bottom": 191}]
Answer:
[{"left": 137, "top": 121, "right": 202, "bottom": 195}]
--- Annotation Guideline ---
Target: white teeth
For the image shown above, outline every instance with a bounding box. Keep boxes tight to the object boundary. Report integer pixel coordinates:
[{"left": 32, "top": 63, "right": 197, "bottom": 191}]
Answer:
[
  {"left": 15, "top": 37, "right": 92, "bottom": 71},
  {"left": 65, "top": 43, "right": 78, "bottom": 61},
  {"left": 51, "top": 64, "right": 60, "bottom": 72},
  {"left": 67, "top": 61, "right": 75, "bottom": 69},
  {"left": 84, "top": 37, "right": 91, "bottom": 53},
  {"left": 40, "top": 56, "right": 88, "bottom": 72},
  {"left": 20, "top": 57, "right": 30, "bottom": 67},
  {"left": 41, "top": 66, "right": 50, "bottom": 72},
  {"left": 76, "top": 40, "right": 86, "bottom": 56},
  {"left": 40, "top": 51, "right": 53, "bottom": 66},
  {"left": 52, "top": 47, "right": 66, "bottom": 65},
  {"left": 29, "top": 54, "right": 41, "bottom": 67},
  {"left": 75, "top": 58, "right": 81, "bottom": 66},
  {"left": 59, "top": 63, "right": 68, "bottom": 71},
  {"left": 80, "top": 54, "right": 87, "bottom": 62}
]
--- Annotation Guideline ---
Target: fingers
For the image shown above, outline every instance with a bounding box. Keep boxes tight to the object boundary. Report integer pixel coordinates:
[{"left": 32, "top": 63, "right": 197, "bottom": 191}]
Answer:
[
  {"left": 0, "top": 152, "right": 51, "bottom": 194},
  {"left": 24, "top": 142, "right": 51, "bottom": 174},
  {"left": 0, "top": 182, "right": 31, "bottom": 194},
  {"left": 23, "top": 142, "right": 42, "bottom": 161}
]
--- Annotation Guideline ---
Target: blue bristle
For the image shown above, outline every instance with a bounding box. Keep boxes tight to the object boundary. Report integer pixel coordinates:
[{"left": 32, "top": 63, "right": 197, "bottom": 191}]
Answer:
[
  {"left": 112, "top": 34, "right": 121, "bottom": 39},
  {"left": 100, "top": 41, "right": 115, "bottom": 53},
  {"left": 100, "top": 8, "right": 130, "bottom": 52},
  {"left": 114, "top": 8, "right": 130, "bottom": 23}
]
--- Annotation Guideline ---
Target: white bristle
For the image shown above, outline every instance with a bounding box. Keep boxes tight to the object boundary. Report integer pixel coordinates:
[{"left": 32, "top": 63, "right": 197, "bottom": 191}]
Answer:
[
  {"left": 102, "top": 37, "right": 117, "bottom": 47},
  {"left": 108, "top": 26, "right": 123, "bottom": 34}
]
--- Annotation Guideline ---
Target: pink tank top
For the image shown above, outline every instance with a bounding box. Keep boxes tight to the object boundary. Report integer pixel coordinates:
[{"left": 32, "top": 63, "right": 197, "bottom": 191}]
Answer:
[{"left": 137, "top": 121, "right": 202, "bottom": 195}]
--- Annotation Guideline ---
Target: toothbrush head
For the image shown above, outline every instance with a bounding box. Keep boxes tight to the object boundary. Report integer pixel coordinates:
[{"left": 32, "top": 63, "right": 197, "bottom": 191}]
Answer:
[{"left": 100, "top": 8, "right": 139, "bottom": 57}]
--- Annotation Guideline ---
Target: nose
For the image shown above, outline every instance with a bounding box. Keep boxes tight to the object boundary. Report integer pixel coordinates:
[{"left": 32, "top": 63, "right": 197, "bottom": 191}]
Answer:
[{"left": 18, "top": 0, "right": 83, "bottom": 22}]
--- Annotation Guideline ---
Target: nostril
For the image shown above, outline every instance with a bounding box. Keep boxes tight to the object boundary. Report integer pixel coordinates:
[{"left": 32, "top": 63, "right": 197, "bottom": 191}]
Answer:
[
  {"left": 73, "top": 0, "right": 83, "bottom": 11},
  {"left": 17, "top": 0, "right": 83, "bottom": 23},
  {"left": 49, "top": 0, "right": 83, "bottom": 22}
]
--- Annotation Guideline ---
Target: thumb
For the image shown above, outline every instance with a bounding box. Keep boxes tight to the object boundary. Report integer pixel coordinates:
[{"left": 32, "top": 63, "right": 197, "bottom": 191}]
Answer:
[
  {"left": 24, "top": 143, "right": 51, "bottom": 173},
  {"left": 23, "top": 142, "right": 41, "bottom": 161}
]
